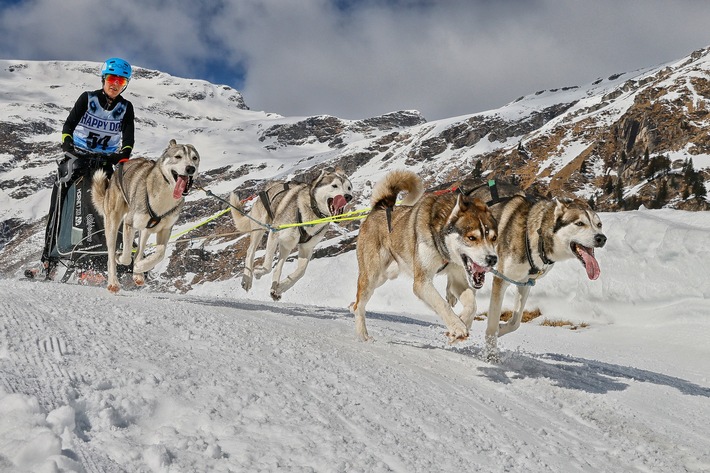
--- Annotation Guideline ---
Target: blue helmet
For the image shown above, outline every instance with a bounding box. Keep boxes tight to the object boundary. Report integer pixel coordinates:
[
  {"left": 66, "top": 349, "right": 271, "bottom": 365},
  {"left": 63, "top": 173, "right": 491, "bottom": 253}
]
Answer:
[{"left": 101, "top": 57, "right": 132, "bottom": 80}]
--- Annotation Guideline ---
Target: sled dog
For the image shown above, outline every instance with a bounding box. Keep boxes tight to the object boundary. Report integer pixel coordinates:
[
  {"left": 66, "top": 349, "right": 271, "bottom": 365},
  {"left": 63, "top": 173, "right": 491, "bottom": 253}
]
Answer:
[
  {"left": 466, "top": 180, "right": 606, "bottom": 359},
  {"left": 351, "top": 170, "right": 498, "bottom": 342},
  {"left": 92, "top": 139, "right": 200, "bottom": 293},
  {"left": 230, "top": 168, "right": 353, "bottom": 301}
]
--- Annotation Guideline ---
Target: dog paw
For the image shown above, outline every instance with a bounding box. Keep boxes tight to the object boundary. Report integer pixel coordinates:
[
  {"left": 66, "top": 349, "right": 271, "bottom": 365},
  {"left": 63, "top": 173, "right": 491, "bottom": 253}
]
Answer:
[
  {"left": 118, "top": 255, "right": 133, "bottom": 266},
  {"left": 133, "top": 274, "right": 145, "bottom": 286},
  {"left": 483, "top": 336, "right": 501, "bottom": 363},
  {"left": 354, "top": 317, "right": 371, "bottom": 341},
  {"left": 445, "top": 324, "right": 469, "bottom": 343},
  {"left": 445, "top": 331, "right": 469, "bottom": 344},
  {"left": 253, "top": 267, "right": 269, "bottom": 279},
  {"left": 270, "top": 282, "right": 283, "bottom": 301},
  {"left": 107, "top": 283, "right": 120, "bottom": 294},
  {"left": 356, "top": 330, "right": 371, "bottom": 342},
  {"left": 483, "top": 349, "right": 501, "bottom": 364},
  {"left": 241, "top": 276, "right": 252, "bottom": 292}
]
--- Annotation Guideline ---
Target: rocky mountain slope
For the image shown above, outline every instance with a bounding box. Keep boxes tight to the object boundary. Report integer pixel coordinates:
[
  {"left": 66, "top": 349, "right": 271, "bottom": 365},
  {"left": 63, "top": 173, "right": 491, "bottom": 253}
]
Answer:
[{"left": 1, "top": 48, "right": 708, "bottom": 291}]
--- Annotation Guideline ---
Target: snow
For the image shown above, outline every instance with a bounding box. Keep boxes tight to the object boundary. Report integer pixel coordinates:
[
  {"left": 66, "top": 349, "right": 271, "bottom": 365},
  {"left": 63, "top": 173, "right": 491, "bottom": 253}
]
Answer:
[{"left": 2, "top": 209, "right": 710, "bottom": 472}]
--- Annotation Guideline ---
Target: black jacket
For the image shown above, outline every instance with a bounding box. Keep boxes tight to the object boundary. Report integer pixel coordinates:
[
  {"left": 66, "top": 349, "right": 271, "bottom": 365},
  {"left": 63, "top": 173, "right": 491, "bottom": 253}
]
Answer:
[{"left": 62, "top": 89, "right": 135, "bottom": 152}]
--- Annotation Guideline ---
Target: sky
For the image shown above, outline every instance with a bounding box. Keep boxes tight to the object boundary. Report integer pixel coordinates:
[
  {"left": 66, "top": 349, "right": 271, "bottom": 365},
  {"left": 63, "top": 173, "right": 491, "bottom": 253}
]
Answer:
[
  {"left": 1, "top": 208, "right": 710, "bottom": 471},
  {"left": 1, "top": 0, "right": 710, "bottom": 120}
]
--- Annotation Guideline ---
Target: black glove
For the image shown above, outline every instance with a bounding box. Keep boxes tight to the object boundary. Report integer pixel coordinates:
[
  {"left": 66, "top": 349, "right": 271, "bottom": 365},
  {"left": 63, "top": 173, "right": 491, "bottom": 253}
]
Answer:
[
  {"left": 119, "top": 146, "right": 132, "bottom": 160},
  {"left": 108, "top": 153, "right": 123, "bottom": 166},
  {"left": 61, "top": 135, "right": 74, "bottom": 153}
]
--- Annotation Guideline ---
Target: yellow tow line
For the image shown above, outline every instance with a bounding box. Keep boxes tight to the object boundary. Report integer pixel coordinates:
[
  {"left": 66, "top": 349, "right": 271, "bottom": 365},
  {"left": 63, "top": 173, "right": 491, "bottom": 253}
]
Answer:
[{"left": 165, "top": 197, "right": 373, "bottom": 245}]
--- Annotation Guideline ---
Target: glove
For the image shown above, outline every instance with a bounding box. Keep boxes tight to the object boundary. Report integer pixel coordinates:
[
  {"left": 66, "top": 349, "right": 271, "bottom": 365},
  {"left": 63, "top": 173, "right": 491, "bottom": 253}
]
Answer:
[
  {"left": 108, "top": 153, "right": 122, "bottom": 166},
  {"left": 61, "top": 135, "right": 74, "bottom": 153}
]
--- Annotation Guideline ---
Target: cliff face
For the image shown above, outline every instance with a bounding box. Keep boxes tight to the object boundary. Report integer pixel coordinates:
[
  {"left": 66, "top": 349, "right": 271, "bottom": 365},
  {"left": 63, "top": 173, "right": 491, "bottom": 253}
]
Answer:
[{"left": 468, "top": 50, "right": 710, "bottom": 211}]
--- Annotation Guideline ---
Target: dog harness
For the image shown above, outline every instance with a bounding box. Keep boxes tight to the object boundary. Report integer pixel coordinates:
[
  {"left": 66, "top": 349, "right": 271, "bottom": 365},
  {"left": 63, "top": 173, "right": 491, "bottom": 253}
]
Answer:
[
  {"left": 115, "top": 161, "right": 184, "bottom": 229},
  {"left": 296, "top": 210, "right": 329, "bottom": 244},
  {"left": 145, "top": 163, "right": 185, "bottom": 229},
  {"left": 258, "top": 182, "right": 290, "bottom": 221}
]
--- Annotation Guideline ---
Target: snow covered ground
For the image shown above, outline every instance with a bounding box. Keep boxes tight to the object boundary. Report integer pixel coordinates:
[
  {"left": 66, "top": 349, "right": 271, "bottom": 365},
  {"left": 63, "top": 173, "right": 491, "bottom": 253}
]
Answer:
[{"left": 1, "top": 208, "right": 709, "bottom": 473}]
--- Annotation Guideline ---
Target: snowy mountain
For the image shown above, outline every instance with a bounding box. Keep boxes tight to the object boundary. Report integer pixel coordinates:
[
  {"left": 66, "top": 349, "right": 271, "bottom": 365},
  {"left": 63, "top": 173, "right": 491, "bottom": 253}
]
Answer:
[{"left": 1, "top": 47, "right": 709, "bottom": 290}]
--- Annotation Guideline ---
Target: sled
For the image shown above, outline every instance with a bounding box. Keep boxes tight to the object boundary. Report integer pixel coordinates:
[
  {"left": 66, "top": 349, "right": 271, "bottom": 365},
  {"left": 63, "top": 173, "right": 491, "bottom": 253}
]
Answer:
[{"left": 26, "top": 152, "right": 131, "bottom": 283}]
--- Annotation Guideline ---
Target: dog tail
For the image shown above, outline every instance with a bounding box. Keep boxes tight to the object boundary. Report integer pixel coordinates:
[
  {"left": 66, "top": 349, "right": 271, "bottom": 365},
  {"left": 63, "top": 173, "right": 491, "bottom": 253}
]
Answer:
[
  {"left": 91, "top": 169, "right": 109, "bottom": 217},
  {"left": 371, "top": 169, "right": 424, "bottom": 209},
  {"left": 229, "top": 192, "right": 254, "bottom": 233}
]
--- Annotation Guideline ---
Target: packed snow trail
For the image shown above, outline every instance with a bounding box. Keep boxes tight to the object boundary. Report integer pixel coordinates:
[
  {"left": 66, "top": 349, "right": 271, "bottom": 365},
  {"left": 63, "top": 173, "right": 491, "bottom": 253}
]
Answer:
[{"left": 1, "top": 279, "right": 708, "bottom": 472}]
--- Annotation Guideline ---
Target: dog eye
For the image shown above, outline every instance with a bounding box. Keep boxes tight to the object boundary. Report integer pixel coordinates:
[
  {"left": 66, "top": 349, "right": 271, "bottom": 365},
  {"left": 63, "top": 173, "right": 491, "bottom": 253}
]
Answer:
[
  {"left": 597, "top": 222, "right": 602, "bottom": 228},
  {"left": 490, "top": 234, "right": 497, "bottom": 242},
  {"left": 468, "top": 235, "right": 477, "bottom": 241},
  {"left": 576, "top": 222, "right": 585, "bottom": 227}
]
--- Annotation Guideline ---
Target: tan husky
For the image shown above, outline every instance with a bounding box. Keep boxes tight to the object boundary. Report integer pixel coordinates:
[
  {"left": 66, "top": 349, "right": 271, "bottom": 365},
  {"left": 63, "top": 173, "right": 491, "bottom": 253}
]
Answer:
[
  {"left": 351, "top": 170, "right": 498, "bottom": 342},
  {"left": 91, "top": 139, "right": 200, "bottom": 293}
]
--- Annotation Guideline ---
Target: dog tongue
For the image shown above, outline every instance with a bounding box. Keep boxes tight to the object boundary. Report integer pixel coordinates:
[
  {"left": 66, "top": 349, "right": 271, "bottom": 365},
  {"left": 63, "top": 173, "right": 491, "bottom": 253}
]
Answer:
[
  {"left": 579, "top": 246, "right": 601, "bottom": 280},
  {"left": 173, "top": 176, "right": 188, "bottom": 199},
  {"left": 332, "top": 194, "right": 348, "bottom": 212}
]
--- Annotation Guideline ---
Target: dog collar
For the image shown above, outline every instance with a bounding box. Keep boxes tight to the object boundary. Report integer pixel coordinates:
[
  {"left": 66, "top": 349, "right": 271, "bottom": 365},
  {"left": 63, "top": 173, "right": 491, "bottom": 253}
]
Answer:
[{"left": 525, "top": 229, "right": 554, "bottom": 275}]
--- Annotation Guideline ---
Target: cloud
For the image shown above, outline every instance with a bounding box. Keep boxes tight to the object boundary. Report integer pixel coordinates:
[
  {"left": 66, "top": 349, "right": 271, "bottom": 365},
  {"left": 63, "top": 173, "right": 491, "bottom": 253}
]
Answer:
[{"left": 1, "top": 0, "right": 710, "bottom": 120}]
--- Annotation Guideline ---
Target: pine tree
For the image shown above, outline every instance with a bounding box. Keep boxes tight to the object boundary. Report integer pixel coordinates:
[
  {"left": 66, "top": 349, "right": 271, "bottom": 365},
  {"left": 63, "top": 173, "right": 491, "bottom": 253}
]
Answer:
[
  {"left": 615, "top": 177, "right": 624, "bottom": 206},
  {"left": 692, "top": 177, "right": 707, "bottom": 200},
  {"left": 653, "top": 180, "right": 668, "bottom": 209},
  {"left": 472, "top": 160, "right": 482, "bottom": 180}
]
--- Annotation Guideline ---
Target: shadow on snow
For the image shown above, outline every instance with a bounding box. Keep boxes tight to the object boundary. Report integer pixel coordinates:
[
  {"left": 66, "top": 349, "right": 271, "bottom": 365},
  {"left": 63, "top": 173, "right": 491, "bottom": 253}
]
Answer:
[{"left": 185, "top": 295, "right": 710, "bottom": 398}]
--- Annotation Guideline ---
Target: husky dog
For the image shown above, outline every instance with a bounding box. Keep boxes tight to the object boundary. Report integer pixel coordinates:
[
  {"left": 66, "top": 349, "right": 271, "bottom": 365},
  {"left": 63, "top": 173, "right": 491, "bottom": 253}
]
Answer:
[
  {"left": 92, "top": 139, "right": 200, "bottom": 293},
  {"left": 230, "top": 168, "right": 353, "bottom": 301},
  {"left": 467, "top": 181, "right": 606, "bottom": 359},
  {"left": 351, "top": 170, "right": 498, "bottom": 342}
]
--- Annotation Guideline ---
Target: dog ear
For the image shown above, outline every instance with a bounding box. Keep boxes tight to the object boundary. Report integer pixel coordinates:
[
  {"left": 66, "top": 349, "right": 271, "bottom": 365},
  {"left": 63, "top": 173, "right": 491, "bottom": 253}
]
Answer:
[
  {"left": 470, "top": 197, "right": 488, "bottom": 212},
  {"left": 169, "top": 139, "right": 177, "bottom": 147},
  {"left": 449, "top": 194, "right": 468, "bottom": 219},
  {"left": 309, "top": 169, "right": 327, "bottom": 188},
  {"left": 553, "top": 198, "right": 569, "bottom": 218}
]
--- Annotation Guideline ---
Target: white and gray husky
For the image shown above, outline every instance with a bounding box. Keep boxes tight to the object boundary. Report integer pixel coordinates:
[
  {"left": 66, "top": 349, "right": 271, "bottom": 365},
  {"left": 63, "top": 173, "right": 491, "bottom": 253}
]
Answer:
[
  {"left": 230, "top": 168, "right": 353, "bottom": 301},
  {"left": 466, "top": 180, "right": 606, "bottom": 360},
  {"left": 92, "top": 139, "right": 200, "bottom": 293}
]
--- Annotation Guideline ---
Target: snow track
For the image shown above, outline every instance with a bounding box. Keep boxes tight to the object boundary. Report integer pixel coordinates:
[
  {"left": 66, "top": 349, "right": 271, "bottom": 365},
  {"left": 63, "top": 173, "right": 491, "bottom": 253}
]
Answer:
[{"left": 1, "top": 278, "right": 708, "bottom": 472}]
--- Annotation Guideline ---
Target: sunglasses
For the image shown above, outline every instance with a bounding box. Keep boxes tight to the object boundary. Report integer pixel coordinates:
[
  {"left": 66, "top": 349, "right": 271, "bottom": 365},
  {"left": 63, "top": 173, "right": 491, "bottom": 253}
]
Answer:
[{"left": 104, "top": 74, "right": 128, "bottom": 88}]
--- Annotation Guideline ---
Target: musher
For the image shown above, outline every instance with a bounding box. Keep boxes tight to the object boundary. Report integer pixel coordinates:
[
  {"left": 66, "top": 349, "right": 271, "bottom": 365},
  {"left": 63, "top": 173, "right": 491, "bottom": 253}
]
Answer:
[{"left": 37, "top": 57, "right": 135, "bottom": 280}]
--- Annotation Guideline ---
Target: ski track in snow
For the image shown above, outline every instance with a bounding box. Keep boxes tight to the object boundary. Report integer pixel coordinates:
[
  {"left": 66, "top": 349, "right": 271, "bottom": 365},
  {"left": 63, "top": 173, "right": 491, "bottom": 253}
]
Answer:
[{"left": 1, "top": 279, "right": 709, "bottom": 472}]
